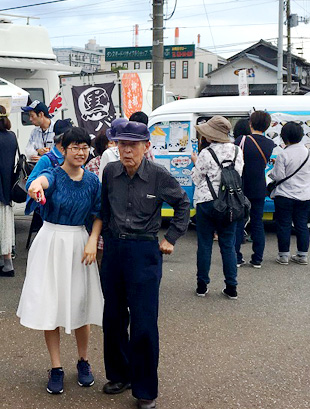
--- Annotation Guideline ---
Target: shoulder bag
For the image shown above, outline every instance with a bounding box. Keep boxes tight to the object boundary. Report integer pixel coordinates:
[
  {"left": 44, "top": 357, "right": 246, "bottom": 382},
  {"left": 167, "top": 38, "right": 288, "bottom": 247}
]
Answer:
[
  {"left": 11, "top": 138, "right": 34, "bottom": 203},
  {"left": 266, "top": 150, "right": 310, "bottom": 197},
  {"left": 239, "top": 135, "right": 267, "bottom": 165}
]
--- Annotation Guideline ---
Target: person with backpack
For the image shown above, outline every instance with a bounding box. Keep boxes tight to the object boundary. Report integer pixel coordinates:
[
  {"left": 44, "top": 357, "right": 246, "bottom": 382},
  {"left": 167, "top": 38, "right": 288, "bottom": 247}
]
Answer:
[
  {"left": 234, "top": 111, "right": 275, "bottom": 269},
  {"left": 191, "top": 116, "right": 244, "bottom": 300}
]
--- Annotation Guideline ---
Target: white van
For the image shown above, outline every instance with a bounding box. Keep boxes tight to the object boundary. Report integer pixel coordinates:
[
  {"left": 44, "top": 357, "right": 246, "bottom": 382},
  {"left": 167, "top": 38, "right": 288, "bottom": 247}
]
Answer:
[
  {"left": 148, "top": 95, "right": 310, "bottom": 220},
  {"left": 0, "top": 19, "right": 79, "bottom": 153}
]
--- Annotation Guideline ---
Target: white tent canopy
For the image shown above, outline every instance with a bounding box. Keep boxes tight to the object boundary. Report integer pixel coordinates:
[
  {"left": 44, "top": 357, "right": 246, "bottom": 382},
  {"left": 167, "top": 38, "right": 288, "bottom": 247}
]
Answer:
[{"left": 0, "top": 77, "right": 29, "bottom": 113}]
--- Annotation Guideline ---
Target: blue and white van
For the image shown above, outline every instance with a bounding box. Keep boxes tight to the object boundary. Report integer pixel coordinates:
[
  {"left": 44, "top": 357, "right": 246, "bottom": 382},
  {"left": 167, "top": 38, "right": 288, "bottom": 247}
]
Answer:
[{"left": 148, "top": 95, "right": 310, "bottom": 220}]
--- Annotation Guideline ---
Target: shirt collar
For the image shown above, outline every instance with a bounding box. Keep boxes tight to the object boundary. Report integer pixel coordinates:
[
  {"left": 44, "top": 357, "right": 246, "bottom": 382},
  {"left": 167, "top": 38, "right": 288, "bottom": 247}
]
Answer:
[
  {"left": 114, "top": 157, "right": 149, "bottom": 182},
  {"left": 39, "top": 119, "right": 54, "bottom": 133},
  {"left": 285, "top": 142, "right": 304, "bottom": 149},
  {"left": 53, "top": 145, "right": 64, "bottom": 158}
]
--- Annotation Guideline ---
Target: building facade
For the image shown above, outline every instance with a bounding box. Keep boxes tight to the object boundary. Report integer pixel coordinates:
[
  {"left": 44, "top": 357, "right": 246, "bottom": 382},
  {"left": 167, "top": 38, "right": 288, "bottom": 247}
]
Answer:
[
  {"left": 201, "top": 39, "right": 310, "bottom": 97},
  {"left": 103, "top": 44, "right": 223, "bottom": 99},
  {"left": 53, "top": 45, "right": 104, "bottom": 73}
]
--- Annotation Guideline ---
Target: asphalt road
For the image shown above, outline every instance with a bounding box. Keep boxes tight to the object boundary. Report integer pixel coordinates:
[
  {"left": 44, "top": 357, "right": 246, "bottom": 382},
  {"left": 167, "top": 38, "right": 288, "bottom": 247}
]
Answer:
[{"left": 1, "top": 217, "right": 310, "bottom": 409}]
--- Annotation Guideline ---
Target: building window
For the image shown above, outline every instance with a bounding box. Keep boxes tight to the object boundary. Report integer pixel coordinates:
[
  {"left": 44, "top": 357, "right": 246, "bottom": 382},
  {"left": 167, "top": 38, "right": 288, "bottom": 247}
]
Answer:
[
  {"left": 122, "top": 62, "right": 128, "bottom": 69},
  {"left": 207, "top": 63, "right": 212, "bottom": 73},
  {"left": 21, "top": 88, "right": 45, "bottom": 126},
  {"left": 199, "top": 62, "right": 204, "bottom": 78},
  {"left": 170, "top": 61, "right": 176, "bottom": 79},
  {"left": 111, "top": 63, "right": 116, "bottom": 69},
  {"left": 182, "top": 61, "right": 188, "bottom": 79},
  {"left": 134, "top": 62, "right": 140, "bottom": 69},
  {"left": 146, "top": 62, "right": 152, "bottom": 69}
]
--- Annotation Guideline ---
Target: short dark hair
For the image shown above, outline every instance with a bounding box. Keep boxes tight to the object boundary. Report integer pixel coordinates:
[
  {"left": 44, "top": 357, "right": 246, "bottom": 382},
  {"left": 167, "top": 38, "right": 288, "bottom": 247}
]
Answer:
[
  {"left": 281, "top": 121, "right": 304, "bottom": 145},
  {"left": 250, "top": 111, "right": 271, "bottom": 132},
  {"left": 95, "top": 128, "right": 110, "bottom": 156},
  {"left": 129, "top": 111, "right": 148, "bottom": 125},
  {"left": 233, "top": 118, "right": 251, "bottom": 138},
  {"left": 0, "top": 105, "right": 11, "bottom": 132},
  {"left": 61, "top": 127, "right": 91, "bottom": 149}
]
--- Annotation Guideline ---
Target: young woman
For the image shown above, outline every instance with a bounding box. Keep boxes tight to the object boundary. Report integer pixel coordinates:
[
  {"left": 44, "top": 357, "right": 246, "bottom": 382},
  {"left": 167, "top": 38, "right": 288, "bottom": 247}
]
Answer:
[
  {"left": 0, "top": 105, "right": 17, "bottom": 277},
  {"left": 270, "top": 122, "right": 310, "bottom": 265},
  {"left": 17, "top": 127, "right": 104, "bottom": 394}
]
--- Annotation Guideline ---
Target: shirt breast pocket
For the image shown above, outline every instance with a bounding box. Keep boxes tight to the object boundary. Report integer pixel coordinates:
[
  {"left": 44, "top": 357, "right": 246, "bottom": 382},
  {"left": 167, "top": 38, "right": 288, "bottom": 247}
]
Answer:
[{"left": 140, "top": 194, "right": 157, "bottom": 216}]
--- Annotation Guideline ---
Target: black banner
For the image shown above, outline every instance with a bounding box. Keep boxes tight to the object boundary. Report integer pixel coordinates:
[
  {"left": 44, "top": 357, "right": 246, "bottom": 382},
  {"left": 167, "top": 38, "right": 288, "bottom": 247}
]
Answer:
[{"left": 72, "top": 83, "right": 116, "bottom": 158}]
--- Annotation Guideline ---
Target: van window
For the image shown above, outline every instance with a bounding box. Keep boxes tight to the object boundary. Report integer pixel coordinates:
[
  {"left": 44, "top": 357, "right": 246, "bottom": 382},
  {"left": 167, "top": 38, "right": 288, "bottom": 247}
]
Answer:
[
  {"left": 150, "top": 121, "right": 197, "bottom": 154},
  {"left": 21, "top": 88, "right": 45, "bottom": 126},
  {"left": 149, "top": 121, "right": 197, "bottom": 188},
  {"left": 197, "top": 116, "right": 245, "bottom": 140}
]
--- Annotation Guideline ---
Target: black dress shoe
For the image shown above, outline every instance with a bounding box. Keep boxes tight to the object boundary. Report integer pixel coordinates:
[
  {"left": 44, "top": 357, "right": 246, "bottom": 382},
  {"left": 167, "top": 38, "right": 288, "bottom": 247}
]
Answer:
[
  {"left": 137, "top": 399, "right": 156, "bottom": 409},
  {"left": 0, "top": 269, "right": 14, "bottom": 277},
  {"left": 103, "top": 381, "right": 131, "bottom": 394}
]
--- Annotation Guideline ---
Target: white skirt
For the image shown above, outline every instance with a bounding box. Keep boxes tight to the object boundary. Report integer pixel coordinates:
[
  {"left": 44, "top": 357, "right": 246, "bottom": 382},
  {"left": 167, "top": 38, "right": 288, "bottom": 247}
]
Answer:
[
  {"left": 17, "top": 222, "right": 104, "bottom": 334},
  {"left": 0, "top": 202, "right": 15, "bottom": 255}
]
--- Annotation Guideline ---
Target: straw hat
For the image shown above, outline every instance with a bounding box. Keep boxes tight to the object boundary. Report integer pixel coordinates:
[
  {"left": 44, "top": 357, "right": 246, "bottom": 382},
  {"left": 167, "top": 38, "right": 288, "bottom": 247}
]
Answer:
[{"left": 194, "top": 115, "right": 232, "bottom": 143}]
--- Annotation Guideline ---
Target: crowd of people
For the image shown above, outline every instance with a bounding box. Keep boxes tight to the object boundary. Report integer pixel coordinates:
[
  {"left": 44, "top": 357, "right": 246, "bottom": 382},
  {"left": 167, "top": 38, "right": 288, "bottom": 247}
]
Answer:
[{"left": 0, "top": 100, "right": 309, "bottom": 409}]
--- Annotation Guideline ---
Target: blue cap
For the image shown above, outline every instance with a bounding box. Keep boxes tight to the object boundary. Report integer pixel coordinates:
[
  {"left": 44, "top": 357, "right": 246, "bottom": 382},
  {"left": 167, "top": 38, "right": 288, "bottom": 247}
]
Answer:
[
  {"left": 107, "top": 118, "right": 150, "bottom": 142},
  {"left": 54, "top": 119, "right": 72, "bottom": 136},
  {"left": 21, "top": 100, "right": 51, "bottom": 118}
]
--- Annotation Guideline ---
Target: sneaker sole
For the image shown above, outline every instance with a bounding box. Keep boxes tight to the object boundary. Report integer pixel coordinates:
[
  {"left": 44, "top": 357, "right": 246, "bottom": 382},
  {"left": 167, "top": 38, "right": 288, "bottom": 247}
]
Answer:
[
  {"left": 46, "top": 387, "right": 63, "bottom": 394},
  {"left": 237, "top": 262, "right": 246, "bottom": 268},
  {"left": 103, "top": 383, "right": 131, "bottom": 394},
  {"left": 78, "top": 380, "right": 95, "bottom": 387},
  {"left": 276, "top": 259, "right": 289, "bottom": 265},
  {"left": 250, "top": 262, "right": 261, "bottom": 269},
  {"left": 291, "top": 258, "right": 308, "bottom": 265},
  {"left": 221, "top": 289, "right": 238, "bottom": 300},
  {"left": 196, "top": 288, "right": 209, "bottom": 297}
]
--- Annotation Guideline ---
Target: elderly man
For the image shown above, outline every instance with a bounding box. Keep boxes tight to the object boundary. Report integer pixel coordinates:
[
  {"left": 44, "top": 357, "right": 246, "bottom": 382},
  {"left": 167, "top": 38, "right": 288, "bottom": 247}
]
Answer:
[
  {"left": 22, "top": 100, "right": 55, "bottom": 163},
  {"left": 100, "top": 120, "right": 190, "bottom": 409}
]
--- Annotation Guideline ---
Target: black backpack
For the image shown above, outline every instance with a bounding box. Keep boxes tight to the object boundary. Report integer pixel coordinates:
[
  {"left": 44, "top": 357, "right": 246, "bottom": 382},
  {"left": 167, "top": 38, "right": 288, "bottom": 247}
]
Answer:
[{"left": 205, "top": 146, "right": 250, "bottom": 225}]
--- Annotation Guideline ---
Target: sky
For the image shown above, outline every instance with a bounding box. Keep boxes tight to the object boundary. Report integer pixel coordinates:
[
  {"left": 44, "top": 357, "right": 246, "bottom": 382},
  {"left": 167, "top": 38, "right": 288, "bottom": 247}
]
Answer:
[{"left": 1, "top": 0, "right": 310, "bottom": 61}]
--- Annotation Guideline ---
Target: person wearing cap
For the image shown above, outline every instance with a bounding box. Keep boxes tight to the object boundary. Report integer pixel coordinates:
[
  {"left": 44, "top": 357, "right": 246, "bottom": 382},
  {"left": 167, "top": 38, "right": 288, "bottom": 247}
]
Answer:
[
  {"left": 25, "top": 119, "right": 72, "bottom": 192},
  {"left": 191, "top": 116, "right": 244, "bottom": 300},
  {"left": 100, "top": 119, "right": 190, "bottom": 409},
  {"left": 22, "top": 100, "right": 55, "bottom": 163},
  {"left": 98, "top": 114, "right": 155, "bottom": 181}
]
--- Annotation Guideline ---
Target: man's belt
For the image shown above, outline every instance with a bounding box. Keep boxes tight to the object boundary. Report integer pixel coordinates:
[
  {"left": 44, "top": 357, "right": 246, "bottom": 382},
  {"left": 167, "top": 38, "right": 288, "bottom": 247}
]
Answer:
[{"left": 115, "top": 233, "right": 157, "bottom": 241}]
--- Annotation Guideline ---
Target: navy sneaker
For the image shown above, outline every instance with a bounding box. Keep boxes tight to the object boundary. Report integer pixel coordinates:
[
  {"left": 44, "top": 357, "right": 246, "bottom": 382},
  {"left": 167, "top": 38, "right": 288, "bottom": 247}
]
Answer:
[
  {"left": 47, "top": 368, "right": 64, "bottom": 394},
  {"left": 77, "top": 358, "right": 94, "bottom": 387},
  {"left": 196, "top": 281, "right": 209, "bottom": 297},
  {"left": 249, "top": 260, "right": 261, "bottom": 269},
  {"left": 237, "top": 259, "right": 246, "bottom": 268},
  {"left": 222, "top": 286, "right": 238, "bottom": 300}
]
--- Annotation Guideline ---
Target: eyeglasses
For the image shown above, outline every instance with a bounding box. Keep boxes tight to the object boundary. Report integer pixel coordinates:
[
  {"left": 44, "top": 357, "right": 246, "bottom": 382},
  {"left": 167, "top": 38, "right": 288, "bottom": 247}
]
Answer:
[{"left": 67, "top": 146, "right": 90, "bottom": 154}]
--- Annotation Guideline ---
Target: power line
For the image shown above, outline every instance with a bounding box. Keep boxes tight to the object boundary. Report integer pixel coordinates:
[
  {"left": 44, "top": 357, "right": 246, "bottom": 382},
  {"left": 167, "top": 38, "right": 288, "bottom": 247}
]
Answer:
[{"left": 0, "top": 0, "right": 70, "bottom": 12}]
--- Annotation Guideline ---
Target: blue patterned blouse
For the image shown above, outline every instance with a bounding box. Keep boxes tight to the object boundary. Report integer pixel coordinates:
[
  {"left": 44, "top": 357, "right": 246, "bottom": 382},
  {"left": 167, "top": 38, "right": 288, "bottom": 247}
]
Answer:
[{"left": 38, "top": 167, "right": 101, "bottom": 226}]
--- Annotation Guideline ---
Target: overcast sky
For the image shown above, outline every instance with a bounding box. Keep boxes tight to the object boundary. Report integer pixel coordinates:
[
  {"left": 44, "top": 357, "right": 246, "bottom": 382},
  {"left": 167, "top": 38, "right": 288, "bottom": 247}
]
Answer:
[{"left": 1, "top": 0, "right": 310, "bottom": 61}]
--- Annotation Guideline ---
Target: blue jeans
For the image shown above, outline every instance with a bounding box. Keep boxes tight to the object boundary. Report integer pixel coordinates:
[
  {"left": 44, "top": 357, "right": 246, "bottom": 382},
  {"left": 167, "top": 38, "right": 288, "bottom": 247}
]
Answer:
[
  {"left": 274, "top": 196, "right": 310, "bottom": 255},
  {"left": 196, "top": 201, "right": 237, "bottom": 287},
  {"left": 235, "top": 198, "right": 265, "bottom": 264}
]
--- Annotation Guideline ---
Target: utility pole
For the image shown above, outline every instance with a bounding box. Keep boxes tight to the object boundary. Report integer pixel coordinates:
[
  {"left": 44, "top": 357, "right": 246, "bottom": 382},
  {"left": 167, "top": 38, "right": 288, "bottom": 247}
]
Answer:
[
  {"left": 152, "top": 0, "right": 164, "bottom": 111},
  {"left": 286, "top": 0, "right": 292, "bottom": 94},
  {"left": 277, "top": 0, "right": 284, "bottom": 95}
]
